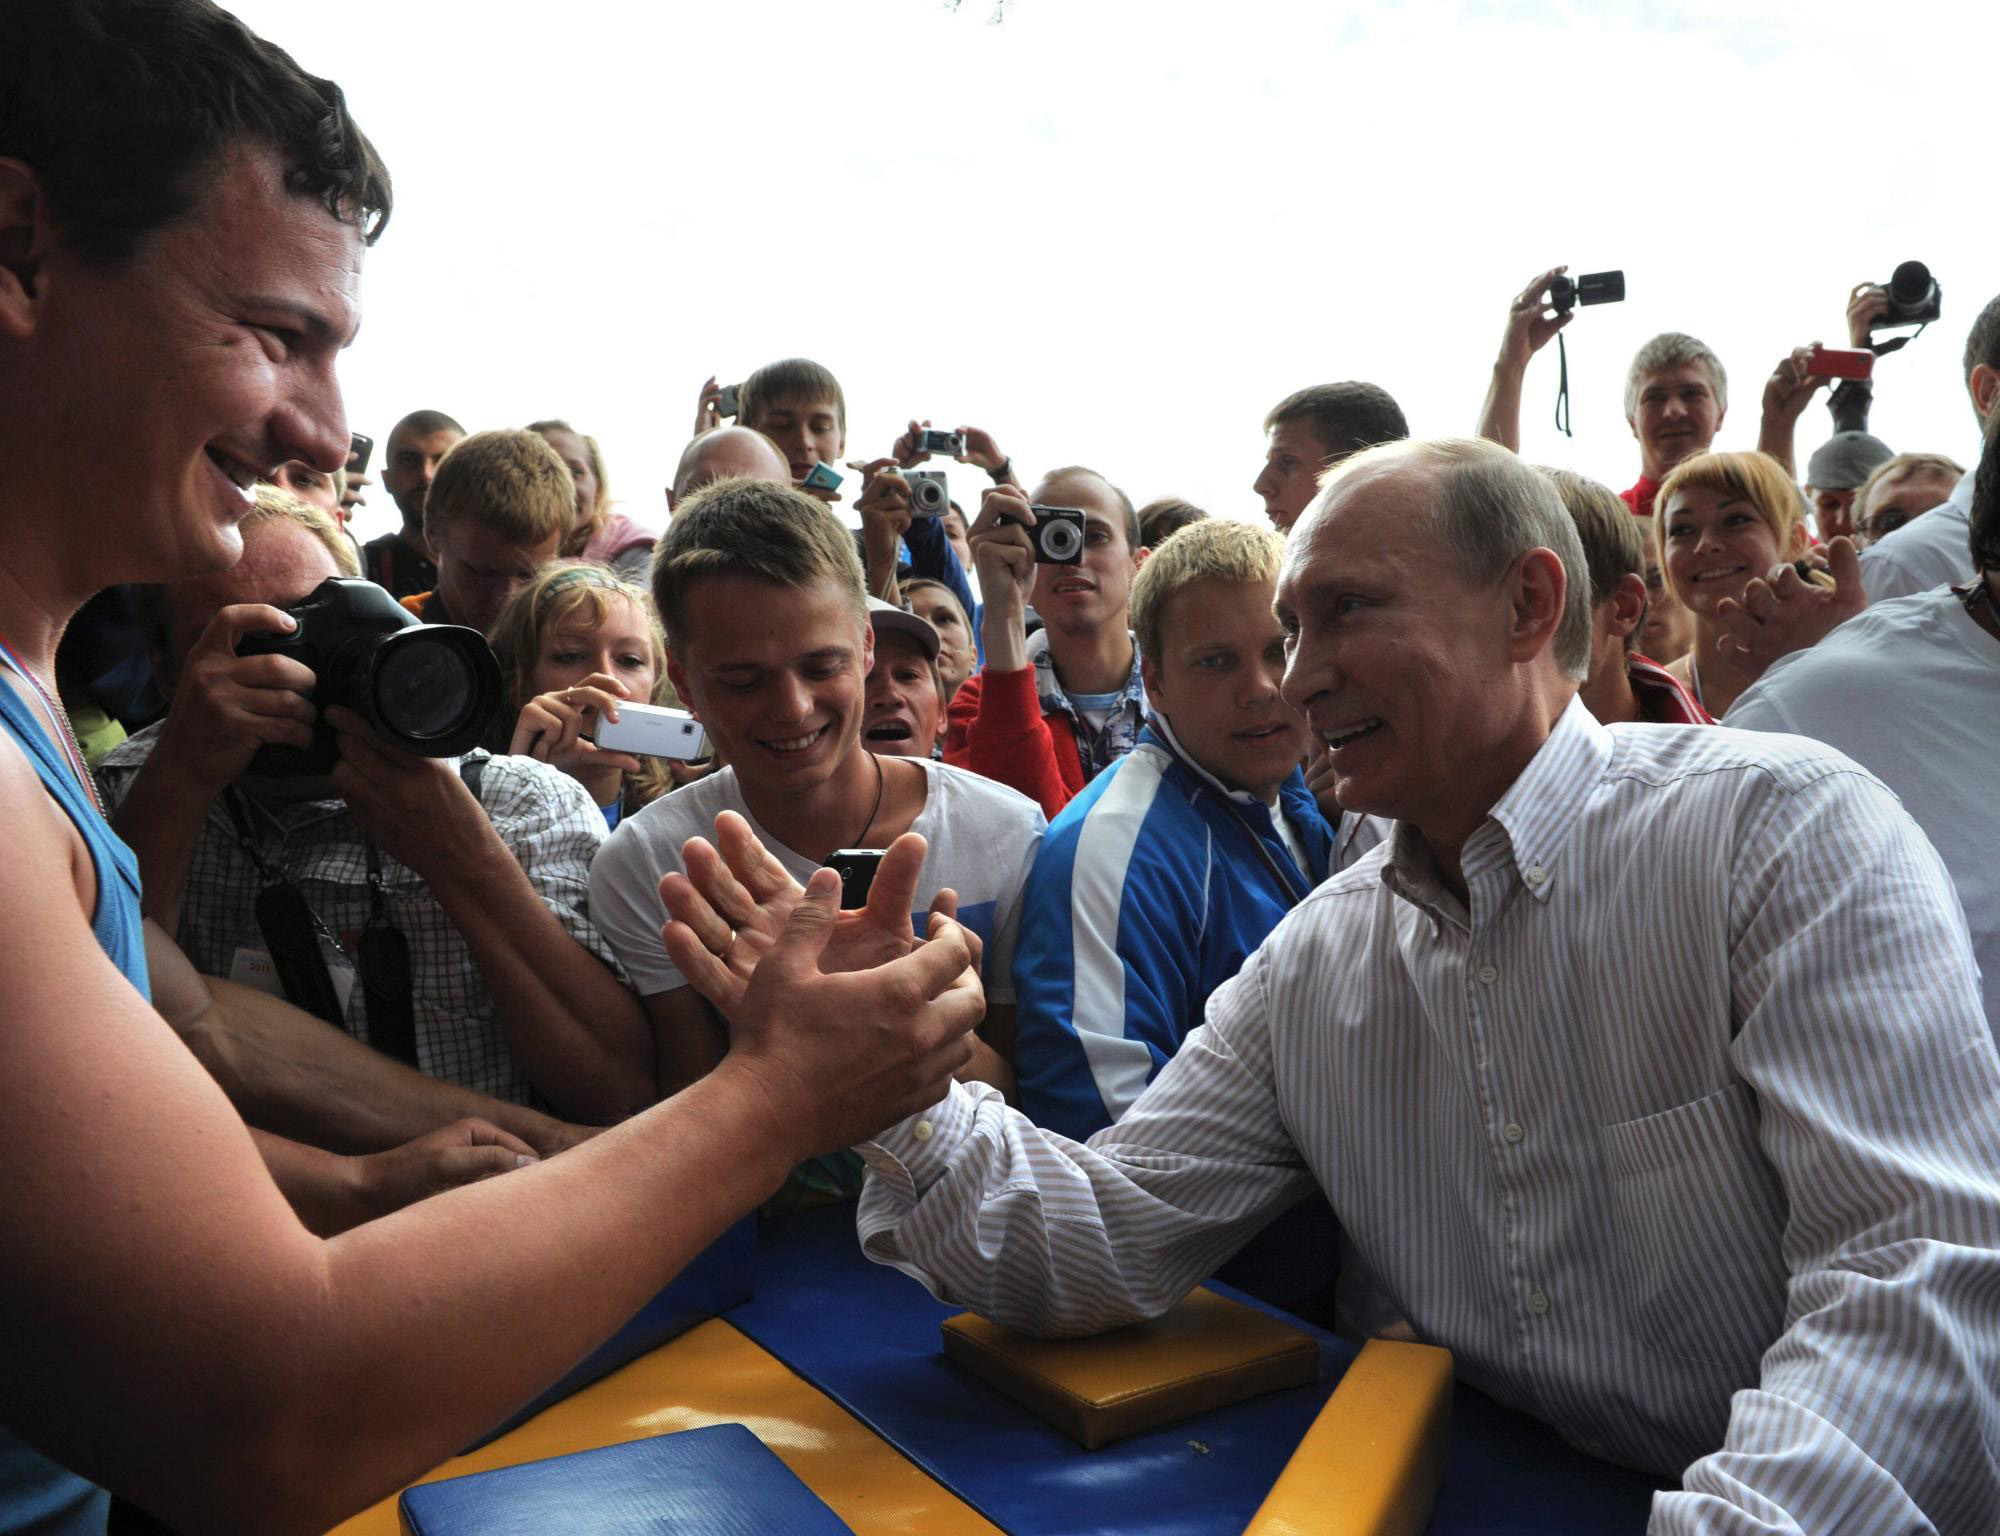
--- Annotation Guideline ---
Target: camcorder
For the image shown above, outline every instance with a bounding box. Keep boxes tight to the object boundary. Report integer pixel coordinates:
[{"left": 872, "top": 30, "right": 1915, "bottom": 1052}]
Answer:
[
  {"left": 916, "top": 428, "right": 965, "bottom": 457},
  {"left": 1002, "top": 504, "right": 1085, "bottom": 564},
  {"left": 1867, "top": 261, "right": 1942, "bottom": 354},
  {"left": 236, "top": 578, "right": 502, "bottom": 777},
  {"left": 1549, "top": 270, "right": 1625, "bottom": 314},
  {"left": 906, "top": 470, "right": 949, "bottom": 516}
]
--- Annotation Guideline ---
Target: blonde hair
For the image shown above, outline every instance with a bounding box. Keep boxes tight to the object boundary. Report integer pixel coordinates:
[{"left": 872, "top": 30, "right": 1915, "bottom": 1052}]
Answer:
[
  {"left": 1130, "top": 517, "right": 1284, "bottom": 665},
  {"left": 1853, "top": 452, "right": 1966, "bottom": 522},
  {"left": 424, "top": 429, "right": 574, "bottom": 548},
  {"left": 487, "top": 561, "right": 675, "bottom": 811},
  {"left": 529, "top": 419, "right": 614, "bottom": 555},
  {"left": 1653, "top": 451, "right": 1809, "bottom": 600}
]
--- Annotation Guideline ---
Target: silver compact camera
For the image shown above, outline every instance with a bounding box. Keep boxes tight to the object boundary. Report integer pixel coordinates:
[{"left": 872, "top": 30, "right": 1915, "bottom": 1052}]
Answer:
[
  {"left": 591, "top": 702, "right": 710, "bottom": 761},
  {"left": 916, "top": 428, "right": 965, "bottom": 457},
  {"left": 906, "top": 470, "right": 948, "bottom": 517},
  {"left": 1030, "top": 505, "right": 1086, "bottom": 564}
]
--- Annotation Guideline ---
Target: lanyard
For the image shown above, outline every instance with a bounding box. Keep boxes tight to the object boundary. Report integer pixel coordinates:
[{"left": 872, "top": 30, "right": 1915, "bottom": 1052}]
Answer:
[
  {"left": 0, "top": 635, "right": 102, "bottom": 816},
  {"left": 1150, "top": 729, "right": 1313, "bottom": 909}
]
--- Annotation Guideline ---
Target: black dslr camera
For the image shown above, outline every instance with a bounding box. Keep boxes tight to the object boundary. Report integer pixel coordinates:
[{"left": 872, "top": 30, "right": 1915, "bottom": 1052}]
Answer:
[
  {"left": 1549, "top": 269, "right": 1625, "bottom": 313},
  {"left": 1867, "top": 261, "right": 1942, "bottom": 354},
  {"left": 236, "top": 578, "right": 503, "bottom": 777}
]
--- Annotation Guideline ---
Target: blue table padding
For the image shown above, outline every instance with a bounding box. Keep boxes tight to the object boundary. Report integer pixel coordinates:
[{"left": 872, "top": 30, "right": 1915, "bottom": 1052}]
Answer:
[
  {"left": 400, "top": 1422, "right": 855, "bottom": 1535},
  {"left": 727, "top": 1206, "right": 1668, "bottom": 1535},
  {"left": 465, "top": 1215, "right": 757, "bottom": 1452}
]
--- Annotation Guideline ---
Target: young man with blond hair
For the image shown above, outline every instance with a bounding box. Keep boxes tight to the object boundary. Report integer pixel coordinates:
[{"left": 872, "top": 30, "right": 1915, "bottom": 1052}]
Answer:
[
  {"left": 406, "top": 427, "right": 573, "bottom": 635},
  {"left": 589, "top": 476, "right": 1042, "bottom": 1117}
]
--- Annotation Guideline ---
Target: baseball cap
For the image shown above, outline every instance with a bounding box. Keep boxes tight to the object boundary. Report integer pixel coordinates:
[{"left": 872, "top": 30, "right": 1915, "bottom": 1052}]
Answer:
[
  {"left": 866, "top": 595, "right": 940, "bottom": 660},
  {"left": 1805, "top": 431, "right": 1893, "bottom": 491}
]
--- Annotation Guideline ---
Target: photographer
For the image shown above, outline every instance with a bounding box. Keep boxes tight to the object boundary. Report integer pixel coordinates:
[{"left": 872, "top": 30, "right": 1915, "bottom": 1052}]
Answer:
[
  {"left": 101, "top": 492, "right": 651, "bottom": 1123},
  {"left": 949, "top": 470, "right": 1149, "bottom": 819}
]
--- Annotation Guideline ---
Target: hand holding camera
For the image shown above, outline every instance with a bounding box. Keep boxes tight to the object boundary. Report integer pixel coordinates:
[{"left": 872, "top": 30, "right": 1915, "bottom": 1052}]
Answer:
[
  {"left": 968, "top": 484, "right": 1038, "bottom": 609},
  {"left": 693, "top": 375, "right": 732, "bottom": 436},
  {"left": 1762, "top": 344, "right": 1832, "bottom": 425},
  {"left": 153, "top": 602, "right": 321, "bottom": 794},
  {"left": 1497, "top": 265, "right": 1579, "bottom": 372},
  {"left": 325, "top": 704, "right": 496, "bottom": 883},
  {"left": 509, "top": 671, "right": 644, "bottom": 777},
  {"left": 853, "top": 457, "right": 915, "bottom": 567}
]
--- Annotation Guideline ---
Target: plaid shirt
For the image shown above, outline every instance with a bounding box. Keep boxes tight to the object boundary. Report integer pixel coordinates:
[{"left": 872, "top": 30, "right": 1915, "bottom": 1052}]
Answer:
[
  {"left": 1028, "top": 626, "right": 1147, "bottom": 781},
  {"left": 99, "top": 726, "right": 622, "bottom": 1105}
]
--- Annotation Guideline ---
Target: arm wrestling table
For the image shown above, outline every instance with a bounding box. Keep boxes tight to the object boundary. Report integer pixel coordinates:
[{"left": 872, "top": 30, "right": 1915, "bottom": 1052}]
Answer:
[{"left": 328, "top": 1206, "right": 1667, "bottom": 1535}]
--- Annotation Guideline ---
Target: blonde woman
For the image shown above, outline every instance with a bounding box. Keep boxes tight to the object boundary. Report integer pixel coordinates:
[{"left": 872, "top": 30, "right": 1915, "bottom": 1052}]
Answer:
[{"left": 1654, "top": 450, "right": 1825, "bottom": 718}]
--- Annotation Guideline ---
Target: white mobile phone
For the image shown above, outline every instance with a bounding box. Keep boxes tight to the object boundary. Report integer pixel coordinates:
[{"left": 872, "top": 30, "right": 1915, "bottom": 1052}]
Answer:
[{"left": 591, "top": 702, "right": 709, "bottom": 761}]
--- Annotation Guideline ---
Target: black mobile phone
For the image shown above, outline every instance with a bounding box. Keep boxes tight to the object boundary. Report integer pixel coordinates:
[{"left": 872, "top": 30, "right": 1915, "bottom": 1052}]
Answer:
[
  {"left": 347, "top": 432, "right": 375, "bottom": 474},
  {"left": 822, "top": 848, "right": 886, "bottom": 909}
]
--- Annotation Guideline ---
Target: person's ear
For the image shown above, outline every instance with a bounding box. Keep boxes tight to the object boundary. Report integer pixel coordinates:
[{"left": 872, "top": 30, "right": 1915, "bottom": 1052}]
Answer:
[
  {"left": 1508, "top": 547, "right": 1567, "bottom": 664},
  {"left": 665, "top": 646, "right": 694, "bottom": 713},
  {"left": 0, "top": 159, "right": 54, "bottom": 343},
  {"left": 1139, "top": 652, "right": 1165, "bottom": 708},
  {"left": 1971, "top": 363, "right": 2000, "bottom": 424},
  {"left": 1605, "top": 571, "right": 1647, "bottom": 644}
]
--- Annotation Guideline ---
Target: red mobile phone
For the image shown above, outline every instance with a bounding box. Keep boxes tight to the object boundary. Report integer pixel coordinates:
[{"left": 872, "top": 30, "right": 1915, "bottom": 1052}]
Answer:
[{"left": 1806, "top": 346, "right": 1874, "bottom": 381}]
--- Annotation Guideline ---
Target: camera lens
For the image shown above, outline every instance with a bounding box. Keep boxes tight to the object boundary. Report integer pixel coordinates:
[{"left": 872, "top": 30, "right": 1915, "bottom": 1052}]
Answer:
[
  {"left": 1890, "top": 261, "right": 1933, "bottom": 306},
  {"left": 361, "top": 628, "right": 500, "bottom": 754},
  {"left": 1038, "top": 518, "right": 1083, "bottom": 562},
  {"left": 912, "top": 477, "right": 946, "bottom": 514}
]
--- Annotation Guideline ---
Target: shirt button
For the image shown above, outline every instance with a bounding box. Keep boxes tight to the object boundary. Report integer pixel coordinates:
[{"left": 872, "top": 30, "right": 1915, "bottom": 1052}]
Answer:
[
  {"left": 1477, "top": 963, "right": 1499, "bottom": 985},
  {"left": 1503, "top": 1122, "right": 1525, "bottom": 1145},
  {"left": 914, "top": 1120, "right": 934, "bottom": 1142},
  {"left": 1529, "top": 1288, "right": 1550, "bottom": 1316},
  {"left": 1524, "top": 865, "right": 1547, "bottom": 888}
]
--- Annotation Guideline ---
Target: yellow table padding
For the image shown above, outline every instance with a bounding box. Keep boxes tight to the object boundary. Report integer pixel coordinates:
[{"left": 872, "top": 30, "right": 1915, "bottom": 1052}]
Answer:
[
  {"left": 1241, "top": 1338, "right": 1454, "bottom": 1536},
  {"left": 326, "top": 1318, "right": 1001, "bottom": 1536}
]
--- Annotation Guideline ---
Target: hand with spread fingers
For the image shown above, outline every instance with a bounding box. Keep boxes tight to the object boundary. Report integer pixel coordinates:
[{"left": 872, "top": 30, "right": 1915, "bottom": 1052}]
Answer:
[
  {"left": 1714, "top": 536, "right": 1868, "bottom": 684},
  {"left": 696, "top": 865, "right": 987, "bottom": 1156},
  {"left": 658, "top": 810, "right": 969, "bottom": 1021}
]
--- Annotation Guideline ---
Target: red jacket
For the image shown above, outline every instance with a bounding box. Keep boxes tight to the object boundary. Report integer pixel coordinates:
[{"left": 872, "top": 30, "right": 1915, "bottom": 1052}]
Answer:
[{"left": 944, "top": 665, "right": 1085, "bottom": 821}]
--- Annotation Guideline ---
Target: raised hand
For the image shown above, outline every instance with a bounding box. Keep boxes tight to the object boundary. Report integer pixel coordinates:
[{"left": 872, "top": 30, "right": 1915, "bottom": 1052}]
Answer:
[
  {"left": 1714, "top": 537, "right": 1867, "bottom": 684},
  {"left": 508, "top": 672, "right": 643, "bottom": 777}
]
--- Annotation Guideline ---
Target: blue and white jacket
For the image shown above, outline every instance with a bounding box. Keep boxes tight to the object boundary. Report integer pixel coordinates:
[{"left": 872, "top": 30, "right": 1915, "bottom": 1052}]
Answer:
[{"left": 1012, "top": 720, "right": 1341, "bottom": 1142}]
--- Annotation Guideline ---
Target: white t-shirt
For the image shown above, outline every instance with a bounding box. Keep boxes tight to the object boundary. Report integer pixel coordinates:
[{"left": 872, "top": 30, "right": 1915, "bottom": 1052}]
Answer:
[
  {"left": 590, "top": 757, "right": 1045, "bottom": 1001},
  {"left": 1727, "top": 587, "right": 1999, "bottom": 1029},
  {"left": 1859, "top": 468, "right": 1973, "bottom": 603}
]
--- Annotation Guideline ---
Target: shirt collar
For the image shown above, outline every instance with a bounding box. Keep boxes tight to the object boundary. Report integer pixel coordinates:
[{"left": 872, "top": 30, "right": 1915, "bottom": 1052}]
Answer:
[
  {"left": 1030, "top": 627, "right": 1146, "bottom": 718},
  {"left": 1147, "top": 713, "right": 1280, "bottom": 811},
  {"left": 1380, "top": 694, "right": 1609, "bottom": 923}
]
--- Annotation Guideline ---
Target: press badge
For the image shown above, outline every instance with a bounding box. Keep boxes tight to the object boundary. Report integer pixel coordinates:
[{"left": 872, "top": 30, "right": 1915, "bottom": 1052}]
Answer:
[{"left": 227, "top": 934, "right": 357, "bottom": 1017}]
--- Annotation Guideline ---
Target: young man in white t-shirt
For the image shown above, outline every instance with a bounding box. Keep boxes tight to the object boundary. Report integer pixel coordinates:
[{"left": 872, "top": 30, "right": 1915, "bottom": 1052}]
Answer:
[{"left": 590, "top": 476, "right": 1043, "bottom": 1103}]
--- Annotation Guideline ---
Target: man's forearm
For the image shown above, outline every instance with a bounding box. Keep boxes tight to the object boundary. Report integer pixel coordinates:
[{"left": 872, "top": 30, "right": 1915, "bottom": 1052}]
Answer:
[
  {"left": 1756, "top": 409, "right": 1800, "bottom": 477},
  {"left": 429, "top": 832, "right": 655, "bottom": 1123},
  {"left": 1477, "top": 358, "right": 1528, "bottom": 453},
  {"left": 979, "top": 596, "right": 1030, "bottom": 673}
]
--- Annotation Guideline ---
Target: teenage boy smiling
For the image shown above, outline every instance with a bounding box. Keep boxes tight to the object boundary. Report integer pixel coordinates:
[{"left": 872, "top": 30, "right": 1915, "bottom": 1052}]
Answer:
[{"left": 589, "top": 477, "right": 1042, "bottom": 1102}]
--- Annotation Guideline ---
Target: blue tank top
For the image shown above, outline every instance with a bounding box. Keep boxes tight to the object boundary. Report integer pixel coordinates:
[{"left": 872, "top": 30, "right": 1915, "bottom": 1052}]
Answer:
[{"left": 0, "top": 664, "right": 150, "bottom": 1536}]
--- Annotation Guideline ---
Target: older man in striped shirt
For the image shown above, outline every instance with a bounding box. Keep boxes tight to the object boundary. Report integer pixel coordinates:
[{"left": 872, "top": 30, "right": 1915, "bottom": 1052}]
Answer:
[{"left": 673, "top": 437, "right": 2000, "bottom": 1531}]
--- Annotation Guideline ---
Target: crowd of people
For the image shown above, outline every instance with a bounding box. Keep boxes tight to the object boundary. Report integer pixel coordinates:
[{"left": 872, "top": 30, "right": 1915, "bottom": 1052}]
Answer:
[{"left": 4, "top": 3, "right": 1999, "bottom": 1534}]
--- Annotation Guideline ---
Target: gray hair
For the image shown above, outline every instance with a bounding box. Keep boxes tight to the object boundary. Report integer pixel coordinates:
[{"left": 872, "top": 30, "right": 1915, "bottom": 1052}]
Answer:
[
  {"left": 1320, "top": 438, "right": 1593, "bottom": 681},
  {"left": 1623, "top": 332, "right": 1728, "bottom": 420}
]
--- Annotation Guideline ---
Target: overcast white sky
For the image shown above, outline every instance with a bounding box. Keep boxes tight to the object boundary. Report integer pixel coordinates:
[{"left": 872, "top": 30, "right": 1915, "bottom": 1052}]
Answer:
[{"left": 233, "top": 0, "right": 1997, "bottom": 549}]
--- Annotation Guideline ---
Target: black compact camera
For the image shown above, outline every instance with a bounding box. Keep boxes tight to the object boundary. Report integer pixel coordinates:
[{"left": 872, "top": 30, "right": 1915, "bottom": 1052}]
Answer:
[
  {"left": 1028, "top": 505, "right": 1085, "bottom": 564},
  {"left": 1549, "top": 269, "right": 1625, "bottom": 314},
  {"left": 916, "top": 428, "right": 965, "bottom": 457},
  {"left": 236, "top": 578, "right": 503, "bottom": 777},
  {"left": 906, "top": 470, "right": 948, "bottom": 516}
]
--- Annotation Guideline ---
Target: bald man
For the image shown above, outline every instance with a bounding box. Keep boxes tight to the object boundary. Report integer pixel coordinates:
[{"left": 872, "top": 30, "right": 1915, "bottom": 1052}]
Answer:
[{"left": 667, "top": 426, "right": 791, "bottom": 512}]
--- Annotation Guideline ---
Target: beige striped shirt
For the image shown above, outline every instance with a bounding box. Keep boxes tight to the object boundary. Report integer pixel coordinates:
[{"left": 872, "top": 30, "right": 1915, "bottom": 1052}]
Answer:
[{"left": 859, "top": 697, "right": 2000, "bottom": 1534}]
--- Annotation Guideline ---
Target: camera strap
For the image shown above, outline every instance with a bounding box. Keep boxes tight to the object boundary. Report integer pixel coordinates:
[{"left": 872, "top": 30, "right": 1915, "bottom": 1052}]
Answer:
[
  {"left": 1867, "top": 323, "right": 1926, "bottom": 357},
  {"left": 223, "top": 788, "right": 350, "bottom": 1026},
  {"left": 358, "top": 837, "right": 419, "bottom": 1068},
  {"left": 1554, "top": 331, "right": 1574, "bottom": 437}
]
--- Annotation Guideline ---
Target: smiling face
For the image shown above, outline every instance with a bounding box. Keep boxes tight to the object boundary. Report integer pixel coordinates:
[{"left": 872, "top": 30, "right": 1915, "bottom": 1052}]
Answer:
[
  {"left": 666, "top": 573, "right": 871, "bottom": 796},
  {"left": 1659, "top": 484, "right": 1796, "bottom": 617},
  {"left": 430, "top": 520, "right": 563, "bottom": 637},
  {"left": 1142, "top": 576, "right": 1306, "bottom": 804},
  {"left": 8, "top": 145, "right": 360, "bottom": 587},
  {"left": 1275, "top": 463, "right": 1541, "bottom": 841},
  {"left": 1252, "top": 418, "right": 1331, "bottom": 532},
  {"left": 157, "top": 515, "right": 343, "bottom": 687},
  {"left": 862, "top": 628, "right": 945, "bottom": 758},
  {"left": 525, "top": 591, "right": 658, "bottom": 704},
  {"left": 1027, "top": 471, "right": 1144, "bottom": 636},
  {"left": 1630, "top": 364, "right": 1723, "bottom": 480}
]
